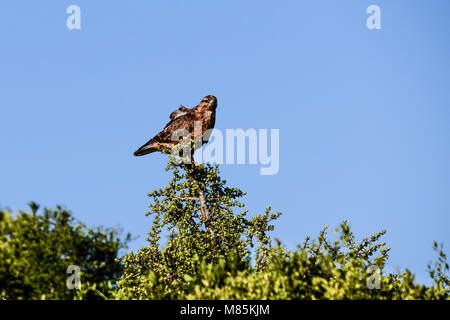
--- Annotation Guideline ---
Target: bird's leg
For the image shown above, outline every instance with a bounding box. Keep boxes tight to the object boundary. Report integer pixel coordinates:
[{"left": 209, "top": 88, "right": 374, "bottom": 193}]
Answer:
[
  {"left": 191, "top": 161, "right": 201, "bottom": 167},
  {"left": 189, "top": 157, "right": 202, "bottom": 167},
  {"left": 189, "top": 140, "right": 201, "bottom": 167}
]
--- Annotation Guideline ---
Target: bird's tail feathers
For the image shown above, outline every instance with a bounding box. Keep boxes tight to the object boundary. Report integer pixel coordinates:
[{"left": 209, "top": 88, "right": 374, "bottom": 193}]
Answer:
[{"left": 133, "top": 142, "right": 158, "bottom": 156}]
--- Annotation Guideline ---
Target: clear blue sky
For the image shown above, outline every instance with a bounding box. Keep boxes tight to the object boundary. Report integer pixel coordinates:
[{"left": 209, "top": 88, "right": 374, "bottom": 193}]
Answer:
[{"left": 1, "top": 1, "right": 449, "bottom": 285}]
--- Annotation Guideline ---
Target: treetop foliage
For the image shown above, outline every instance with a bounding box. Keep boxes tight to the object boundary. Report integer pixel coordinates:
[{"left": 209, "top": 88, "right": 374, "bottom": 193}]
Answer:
[
  {"left": 0, "top": 203, "right": 130, "bottom": 300},
  {"left": 1, "top": 158, "right": 448, "bottom": 299},
  {"left": 115, "top": 158, "right": 449, "bottom": 300}
]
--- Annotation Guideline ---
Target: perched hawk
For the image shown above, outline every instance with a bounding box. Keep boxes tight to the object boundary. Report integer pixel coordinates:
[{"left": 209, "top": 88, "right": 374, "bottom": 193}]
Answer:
[{"left": 133, "top": 95, "right": 217, "bottom": 157}]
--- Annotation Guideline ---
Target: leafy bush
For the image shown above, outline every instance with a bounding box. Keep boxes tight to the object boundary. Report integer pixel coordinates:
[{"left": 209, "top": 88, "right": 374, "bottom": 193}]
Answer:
[
  {"left": 116, "top": 160, "right": 281, "bottom": 299},
  {"left": 116, "top": 160, "right": 449, "bottom": 300},
  {"left": 1, "top": 161, "right": 448, "bottom": 299},
  {"left": 0, "top": 203, "right": 130, "bottom": 299}
]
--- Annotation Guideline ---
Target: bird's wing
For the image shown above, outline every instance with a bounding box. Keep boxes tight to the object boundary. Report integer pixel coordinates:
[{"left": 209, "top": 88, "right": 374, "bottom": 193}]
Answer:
[
  {"left": 158, "top": 112, "right": 195, "bottom": 142},
  {"left": 169, "top": 105, "right": 191, "bottom": 121},
  {"left": 133, "top": 112, "right": 195, "bottom": 156}
]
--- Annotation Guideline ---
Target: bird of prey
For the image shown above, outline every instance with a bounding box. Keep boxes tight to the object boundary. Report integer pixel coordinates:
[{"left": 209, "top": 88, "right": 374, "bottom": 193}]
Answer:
[{"left": 133, "top": 95, "right": 217, "bottom": 158}]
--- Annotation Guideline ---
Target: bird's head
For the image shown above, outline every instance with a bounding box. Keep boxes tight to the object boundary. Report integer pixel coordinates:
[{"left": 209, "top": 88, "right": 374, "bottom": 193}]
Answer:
[{"left": 199, "top": 95, "right": 217, "bottom": 110}]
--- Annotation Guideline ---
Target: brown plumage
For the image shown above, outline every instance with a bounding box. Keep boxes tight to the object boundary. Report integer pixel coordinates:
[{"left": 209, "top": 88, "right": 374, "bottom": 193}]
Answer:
[{"left": 133, "top": 95, "right": 217, "bottom": 157}]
